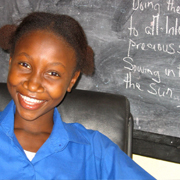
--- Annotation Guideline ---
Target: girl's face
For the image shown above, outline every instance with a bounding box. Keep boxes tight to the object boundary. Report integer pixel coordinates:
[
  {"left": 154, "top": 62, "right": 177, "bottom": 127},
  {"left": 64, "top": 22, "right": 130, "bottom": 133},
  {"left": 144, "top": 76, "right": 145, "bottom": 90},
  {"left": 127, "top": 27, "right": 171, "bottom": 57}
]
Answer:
[{"left": 7, "top": 30, "right": 80, "bottom": 121}]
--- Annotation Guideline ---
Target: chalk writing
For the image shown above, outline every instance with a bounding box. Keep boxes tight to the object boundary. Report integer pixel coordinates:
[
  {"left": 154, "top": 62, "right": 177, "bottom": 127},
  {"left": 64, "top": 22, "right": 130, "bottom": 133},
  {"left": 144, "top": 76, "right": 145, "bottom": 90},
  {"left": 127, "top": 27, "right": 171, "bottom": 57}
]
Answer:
[
  {"left": 124, "top": 72, "right": 144, "bottom": 91},
  {"left": 123, "top": 0, "right": 180, "bottom": 108},
  {"left": 167, "top": 0, "right": 180, "bottom": 14},
  {"left": 132, "top": 0, "right": 160, "bottom": 15},
  {"left": 165, "top": 69, "right": 176, "bottom": 77},
  {"left": 145, "top": 15, "right": 159, "bottom": 35},
  {"left": 166, "top": 16, "right": 180, "bottom": 35},
  {"left": 128, "top": 16, "right": 139, "bottom": 36},
  {"left": 127, "top": 38, "right": 178, "bottom": 56}
]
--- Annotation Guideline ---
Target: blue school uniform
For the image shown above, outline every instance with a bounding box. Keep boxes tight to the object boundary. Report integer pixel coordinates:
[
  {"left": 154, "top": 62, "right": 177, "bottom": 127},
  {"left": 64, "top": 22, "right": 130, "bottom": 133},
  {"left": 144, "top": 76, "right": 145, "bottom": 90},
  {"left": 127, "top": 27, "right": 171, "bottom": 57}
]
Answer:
[{"left": 0, "top": 100, "right": 155, "bottom": 180}]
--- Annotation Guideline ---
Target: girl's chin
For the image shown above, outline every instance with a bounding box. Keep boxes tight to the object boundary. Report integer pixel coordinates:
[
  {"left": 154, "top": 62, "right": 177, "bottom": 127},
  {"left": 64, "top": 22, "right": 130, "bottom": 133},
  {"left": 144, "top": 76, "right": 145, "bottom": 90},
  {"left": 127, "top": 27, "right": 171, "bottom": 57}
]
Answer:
[
  {"left": 15, "top": 104, "right": 54, "bottom": 122},
  {"left": 16, "top": 110, "right": 42, "bottom": 121}
]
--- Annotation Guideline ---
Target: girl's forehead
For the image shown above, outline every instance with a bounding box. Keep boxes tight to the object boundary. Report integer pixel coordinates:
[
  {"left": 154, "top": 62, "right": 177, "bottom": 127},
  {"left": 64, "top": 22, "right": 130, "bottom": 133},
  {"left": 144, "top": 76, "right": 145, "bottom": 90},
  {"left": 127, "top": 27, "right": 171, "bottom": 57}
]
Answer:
[
  {"left": 14, "top": 30, "right": 74, "bottom": 55},
  {"left": 13, "top": 30, "right": 76, "bottom": 66}
]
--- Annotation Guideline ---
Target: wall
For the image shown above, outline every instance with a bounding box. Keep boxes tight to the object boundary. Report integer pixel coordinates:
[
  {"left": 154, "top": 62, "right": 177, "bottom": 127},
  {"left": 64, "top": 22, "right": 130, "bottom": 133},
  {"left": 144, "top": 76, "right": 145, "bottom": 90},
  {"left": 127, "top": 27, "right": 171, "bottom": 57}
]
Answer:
[{"left": 133, "top": 154, "right": 180, "bottom": 179}]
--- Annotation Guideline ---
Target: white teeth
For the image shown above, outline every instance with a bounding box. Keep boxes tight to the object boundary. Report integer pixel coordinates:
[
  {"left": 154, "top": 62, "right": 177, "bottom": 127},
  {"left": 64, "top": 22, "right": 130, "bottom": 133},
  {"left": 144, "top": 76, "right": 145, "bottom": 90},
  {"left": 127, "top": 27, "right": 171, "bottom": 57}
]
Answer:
[{"left": 20, "top": 94, "right": 44, "bottom": 105}]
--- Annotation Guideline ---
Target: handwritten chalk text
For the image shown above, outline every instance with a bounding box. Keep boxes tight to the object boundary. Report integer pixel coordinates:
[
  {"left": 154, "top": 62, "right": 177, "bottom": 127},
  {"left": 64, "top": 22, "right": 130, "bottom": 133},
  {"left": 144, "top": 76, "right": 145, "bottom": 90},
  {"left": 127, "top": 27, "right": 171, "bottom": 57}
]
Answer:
[
  {"left": 127, "top": 39, "right": 178, "bottom": 57},
  {"left": 132, "top": 0, "right": 160, "bottom": 15},
  {"left": 167, "top": 0, "right": 180, "bottom": 14}
]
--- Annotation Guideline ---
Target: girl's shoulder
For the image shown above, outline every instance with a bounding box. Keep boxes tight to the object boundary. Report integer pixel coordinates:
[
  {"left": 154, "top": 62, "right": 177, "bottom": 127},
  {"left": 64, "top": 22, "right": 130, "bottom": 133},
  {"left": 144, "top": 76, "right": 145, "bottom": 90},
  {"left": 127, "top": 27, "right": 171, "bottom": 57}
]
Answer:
[{"left": 63, "top": 122, "right": 120, "bottom": 155}]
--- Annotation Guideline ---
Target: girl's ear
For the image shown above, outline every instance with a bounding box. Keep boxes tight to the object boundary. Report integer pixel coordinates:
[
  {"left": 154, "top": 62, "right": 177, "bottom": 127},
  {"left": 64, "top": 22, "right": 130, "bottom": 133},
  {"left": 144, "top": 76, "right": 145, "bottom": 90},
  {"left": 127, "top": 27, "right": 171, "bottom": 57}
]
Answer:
[
  {"left": 8, "top": 57, "right": 12, "bottom": 70},
  {"left": 67, "top": 71, "right": 80, "bottom": 92},
  {"left": 9, "top": 57, "right": 12, "bottom": 65}
]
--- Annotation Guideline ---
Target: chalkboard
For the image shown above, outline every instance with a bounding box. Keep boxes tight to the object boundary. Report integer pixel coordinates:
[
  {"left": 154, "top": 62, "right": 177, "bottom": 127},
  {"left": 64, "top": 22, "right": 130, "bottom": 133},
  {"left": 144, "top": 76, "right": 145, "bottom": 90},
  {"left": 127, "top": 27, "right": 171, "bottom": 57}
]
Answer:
[{"left": 0, "top": 0, "right": 180, "bottom": 138}]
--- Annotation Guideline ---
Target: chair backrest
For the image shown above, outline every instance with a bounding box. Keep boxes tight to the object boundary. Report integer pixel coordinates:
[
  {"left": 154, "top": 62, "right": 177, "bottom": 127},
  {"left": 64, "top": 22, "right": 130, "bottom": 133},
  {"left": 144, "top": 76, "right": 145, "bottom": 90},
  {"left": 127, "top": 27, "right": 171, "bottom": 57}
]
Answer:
[{"left": 0, "top": 83, "right": 133, "bottom": 157}]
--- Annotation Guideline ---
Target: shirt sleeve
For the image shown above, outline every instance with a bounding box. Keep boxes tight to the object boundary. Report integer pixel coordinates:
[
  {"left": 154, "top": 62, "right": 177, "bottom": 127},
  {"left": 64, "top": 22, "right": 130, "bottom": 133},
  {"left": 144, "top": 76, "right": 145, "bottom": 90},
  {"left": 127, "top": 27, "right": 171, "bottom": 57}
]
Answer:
[{"left": 92, "top": 131, "right": 156, "bottom": 180}]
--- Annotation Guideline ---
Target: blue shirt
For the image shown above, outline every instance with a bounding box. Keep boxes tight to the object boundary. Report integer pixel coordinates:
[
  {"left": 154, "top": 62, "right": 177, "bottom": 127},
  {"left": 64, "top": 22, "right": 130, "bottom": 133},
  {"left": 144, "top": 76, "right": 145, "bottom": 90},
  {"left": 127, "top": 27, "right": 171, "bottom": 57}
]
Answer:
[{"left": 0, "top": 100, "right": 155, "bottom": 180}]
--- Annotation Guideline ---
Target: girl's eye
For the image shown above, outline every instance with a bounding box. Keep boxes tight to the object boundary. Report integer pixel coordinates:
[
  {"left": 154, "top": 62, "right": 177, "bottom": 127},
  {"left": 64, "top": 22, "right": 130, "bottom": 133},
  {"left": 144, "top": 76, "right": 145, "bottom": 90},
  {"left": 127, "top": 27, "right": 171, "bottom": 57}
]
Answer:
[
  {"left": 19, "top": 62, "right": 31, "bottom": 69},
  {"left": 48, "top": 72, "right": 60, "bottom": 77}
]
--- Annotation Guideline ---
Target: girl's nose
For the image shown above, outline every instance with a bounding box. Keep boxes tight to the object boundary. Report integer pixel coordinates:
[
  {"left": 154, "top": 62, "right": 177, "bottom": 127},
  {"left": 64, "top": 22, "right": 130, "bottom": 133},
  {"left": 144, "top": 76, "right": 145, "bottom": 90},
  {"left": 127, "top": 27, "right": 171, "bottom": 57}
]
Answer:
[{"left": 23, "top": 74, "right": 44, "bottom": 93}]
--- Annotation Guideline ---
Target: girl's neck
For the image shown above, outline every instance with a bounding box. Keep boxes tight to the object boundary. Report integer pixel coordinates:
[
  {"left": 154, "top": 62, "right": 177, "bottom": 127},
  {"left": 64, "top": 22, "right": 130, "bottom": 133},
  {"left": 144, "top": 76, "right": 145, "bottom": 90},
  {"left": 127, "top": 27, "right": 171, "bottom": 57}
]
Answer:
[
  {"left": 14, "top": 109, "right": 54, "bottom": 134},
  {"left": 14, "top": 109, "right": 54, "bottom": 152}
]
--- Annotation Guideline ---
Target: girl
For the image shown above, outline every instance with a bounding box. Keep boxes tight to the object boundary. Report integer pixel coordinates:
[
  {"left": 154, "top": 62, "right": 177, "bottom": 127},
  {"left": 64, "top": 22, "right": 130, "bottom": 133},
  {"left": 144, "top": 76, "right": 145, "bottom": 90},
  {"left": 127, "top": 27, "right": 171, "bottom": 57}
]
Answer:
[{"left": 0, "top": 12, "right": 155, "bottom": 179}]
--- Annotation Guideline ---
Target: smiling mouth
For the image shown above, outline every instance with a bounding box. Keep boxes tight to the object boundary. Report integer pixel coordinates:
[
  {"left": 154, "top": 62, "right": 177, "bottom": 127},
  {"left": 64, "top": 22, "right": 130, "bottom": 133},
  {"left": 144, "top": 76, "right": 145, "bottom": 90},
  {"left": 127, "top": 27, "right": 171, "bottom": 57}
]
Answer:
[
  {"left": 20, "top": 94, "right": 44, "bottom": 105},
  {"left": 18, "top": 93, "right": 45, "bottom": 110}
]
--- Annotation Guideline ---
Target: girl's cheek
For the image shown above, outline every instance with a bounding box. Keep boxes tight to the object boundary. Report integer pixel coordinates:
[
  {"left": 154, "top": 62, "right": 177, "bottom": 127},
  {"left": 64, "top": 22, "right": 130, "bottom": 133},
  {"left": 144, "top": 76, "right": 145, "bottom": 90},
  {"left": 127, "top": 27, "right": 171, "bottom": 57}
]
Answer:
[
  {"left": 7, "top": 68, "right": 22, "bottom": 86},
  {"left": 48, "top": 86, "right": 66, "bottom": 100},
  {"left": 7, "top": 73, "right": 18, "bottom": 86}
]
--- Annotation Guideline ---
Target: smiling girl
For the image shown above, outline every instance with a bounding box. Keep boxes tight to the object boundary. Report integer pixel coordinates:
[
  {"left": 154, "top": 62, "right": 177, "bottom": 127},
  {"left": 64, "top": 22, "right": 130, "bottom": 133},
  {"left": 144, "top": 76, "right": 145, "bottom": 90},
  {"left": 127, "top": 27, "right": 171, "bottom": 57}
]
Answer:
[{"left": 0, "top": 12, "right": 155, "bottom": 179}]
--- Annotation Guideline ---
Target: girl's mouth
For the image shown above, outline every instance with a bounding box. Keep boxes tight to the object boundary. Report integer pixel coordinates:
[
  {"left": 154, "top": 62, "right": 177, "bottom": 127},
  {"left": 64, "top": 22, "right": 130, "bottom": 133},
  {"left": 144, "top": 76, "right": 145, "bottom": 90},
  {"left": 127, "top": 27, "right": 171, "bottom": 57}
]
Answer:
[{"left": 18, "top": 93, "right": 45, "bottom": 110}]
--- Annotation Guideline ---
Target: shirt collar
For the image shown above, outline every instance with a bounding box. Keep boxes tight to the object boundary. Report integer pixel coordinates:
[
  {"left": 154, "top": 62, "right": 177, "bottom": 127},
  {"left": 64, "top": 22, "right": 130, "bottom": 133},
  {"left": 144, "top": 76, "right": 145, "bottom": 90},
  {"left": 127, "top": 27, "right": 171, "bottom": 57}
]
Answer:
[
  {"left": 51, "top": 108, "right": 90, "bottom": 147},
  {"left": 0, "top": 100, "right": 16, "bottom": 137},
  {"left": 0, "top": 100, "right": 89, "bottom": 146}
]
